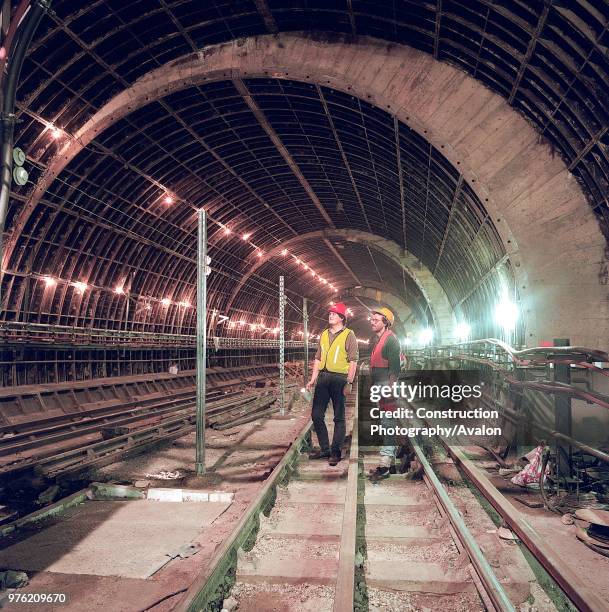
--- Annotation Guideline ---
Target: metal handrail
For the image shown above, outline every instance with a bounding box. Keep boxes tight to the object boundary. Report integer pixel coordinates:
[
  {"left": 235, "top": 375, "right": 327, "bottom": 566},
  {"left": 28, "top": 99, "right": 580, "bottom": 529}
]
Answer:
[
  {"left": 0, "top": 321, "right": 313, "bottom": 349},
  {"left": 409, "top": 338, "right": 608, "bottom": 365},
  {"left": 408, "top": 338, "right": 609, "bottom": 468}
]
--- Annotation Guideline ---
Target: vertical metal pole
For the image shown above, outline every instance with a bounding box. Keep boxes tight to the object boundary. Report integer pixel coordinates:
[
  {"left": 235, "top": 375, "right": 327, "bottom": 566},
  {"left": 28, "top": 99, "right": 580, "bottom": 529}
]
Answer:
[
  {"left": 20, "top": 274, "right": 30, "bottom": 323},
  {"left": 195, "top": 209, "right": 207, "bottom": 475},
  {"left": 123, "top": 295, "right": 130, "bottom": 332},
  {"left": 279, "top": 275, "right": 285, "bottom": 416},
  {"left": 554, "top": 338, "right": 572, "bottom": 481},
  {"left": 303, "top": 297, "right": 309, "bottom": 386}
]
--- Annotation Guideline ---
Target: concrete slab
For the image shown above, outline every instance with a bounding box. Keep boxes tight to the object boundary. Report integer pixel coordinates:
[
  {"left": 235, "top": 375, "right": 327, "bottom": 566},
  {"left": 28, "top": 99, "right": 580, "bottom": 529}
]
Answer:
[
  {"left": 296, "top": 460, "right": 349, "bottom": 481},
  {"left": 264, "top": 516, "right": 342, "bottom": 537},
  {"left": 256, "top": 532, "right": 340, "bottom": 544},
  {"left": 0, "top": 500, "right": 229, "bottom": 579},
  {"left": 365, "top": 525, "right": 444, "bottom": 543},
  {"left": 238, "top": 556, "right": 338, "bottom": 585},
  {"left": 280, "top": 479, "right": 347, "bottom": 497},
  {"left": 365, "top": 559, "right": 474, "bottom": 594},
  {"left": 282, "top": 491, "right": 345, "bottom": 505},
  {"left": 0, "top": 571, "right": 180, "bottom": 612},
  {"left": 363, "top": 501, "right": 430, "bottom": 511},
  {"left": 363, "top": 488, "right": 428, "bottom": 508}
]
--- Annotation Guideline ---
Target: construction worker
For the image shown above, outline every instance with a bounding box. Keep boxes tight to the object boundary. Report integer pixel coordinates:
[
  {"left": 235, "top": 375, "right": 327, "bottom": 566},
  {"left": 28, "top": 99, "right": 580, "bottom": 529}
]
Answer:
[
  {"left": 369, "top": 306, "right": 401, "bottom": 480},
  {"left": 306, "top": 302, "right": 358, "bottom": 465}
]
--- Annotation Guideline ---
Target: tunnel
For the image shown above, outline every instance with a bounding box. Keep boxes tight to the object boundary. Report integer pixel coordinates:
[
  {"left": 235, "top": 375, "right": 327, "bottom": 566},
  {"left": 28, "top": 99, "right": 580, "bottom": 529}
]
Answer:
[{"left": 0, "top": 2, "right": 609, "bottom": 611}]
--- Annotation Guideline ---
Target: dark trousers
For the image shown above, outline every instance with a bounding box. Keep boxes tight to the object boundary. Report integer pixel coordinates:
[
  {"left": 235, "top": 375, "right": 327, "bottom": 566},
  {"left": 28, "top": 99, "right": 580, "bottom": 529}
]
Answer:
[
  {"left": 372, "top": 368, "right": 397, "bottom": 457},
  {"left": 312, "top": 371, "right": 347, "bottom": 455}
]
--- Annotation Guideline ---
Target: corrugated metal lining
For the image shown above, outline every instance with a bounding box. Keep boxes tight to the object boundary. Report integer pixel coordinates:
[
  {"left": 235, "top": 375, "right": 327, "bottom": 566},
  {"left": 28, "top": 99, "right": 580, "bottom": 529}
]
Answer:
[
  {"left": 5, "top": 75, "right": 509, "bottom": 335},
  {"left": 7, "top": 0, "right": 606, "bottom": 337}
]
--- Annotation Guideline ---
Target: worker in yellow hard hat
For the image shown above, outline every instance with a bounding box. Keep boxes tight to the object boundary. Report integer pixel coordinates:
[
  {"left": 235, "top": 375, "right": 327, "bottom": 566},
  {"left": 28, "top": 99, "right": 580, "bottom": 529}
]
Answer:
[
  {"left": 371, "top": 306, "right": 395, "bottom": 327},
  {"left": 369, "top": 306, "right": 401, "bottom": 481}
]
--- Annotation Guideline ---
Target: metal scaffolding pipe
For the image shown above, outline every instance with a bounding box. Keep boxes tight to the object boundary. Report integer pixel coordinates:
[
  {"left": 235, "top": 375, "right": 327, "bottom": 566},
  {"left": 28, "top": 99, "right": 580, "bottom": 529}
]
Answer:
[
  {"left": 279, "top": 275, "right": 285, "bottom": 415},
  {"left": 303, "top": 297, "right": 308, "bottom": 386},
  {"left": 195, "top": 208, "right": 207, "bottom": 475}
]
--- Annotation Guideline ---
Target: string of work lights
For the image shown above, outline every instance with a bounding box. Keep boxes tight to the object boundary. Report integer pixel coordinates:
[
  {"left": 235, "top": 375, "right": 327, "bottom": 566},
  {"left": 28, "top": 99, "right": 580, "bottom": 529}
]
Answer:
[{"left": 28, "top": 121, "right": 341, "bottom": 300}]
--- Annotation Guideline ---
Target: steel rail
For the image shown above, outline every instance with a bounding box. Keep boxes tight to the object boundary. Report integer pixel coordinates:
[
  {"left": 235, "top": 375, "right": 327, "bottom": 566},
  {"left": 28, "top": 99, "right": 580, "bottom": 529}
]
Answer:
[
  {"left": 443, "top": 442, "right": 609, "bottom": 612},
  {"left": 333, "top": 383, "right": 359, "bottom": 612},
  {"left": 0, "top": 391, "right": 266, "bottom": 458},
  {"left": 0, "top": 392, "right": 287, "bottom": 478},
  {"left": 411, "top": 438, "right": 515, "bottom": 612},
  {"left": 211, "top": 402, "right": 279, "bottom": 430},
  {"left": 0, "top": 364, "right": 292, "bottom": 438},
  {"left": 29, "top": 397, "right": 283, "bottom": 480},
  {"left": 0, "top": 388, "right": 197, "bottom": 437},
  {"left": 0, "top": 386, "right": 252, "bottom": 444},
  {"left": 173, "top": 417, "right": 313, "bottom": 611},
  {"left": 30, "top": 413, "right": 196, "bottom": 479},
  {"left": 0, "top": 398, "right": 196, "bottom": 457}
]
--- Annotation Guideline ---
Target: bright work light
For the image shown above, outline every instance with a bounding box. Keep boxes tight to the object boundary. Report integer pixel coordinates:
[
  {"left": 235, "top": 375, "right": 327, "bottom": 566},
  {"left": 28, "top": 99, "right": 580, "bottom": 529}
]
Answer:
[
  {"left": 495, "top": 299, "right": 518, "bottom": 331},
  {"left": 418, "top": 328, "right": 433, "bottom": 346},
  {"left": 455, "top": 322, "right": 471, "bottom": 341}
]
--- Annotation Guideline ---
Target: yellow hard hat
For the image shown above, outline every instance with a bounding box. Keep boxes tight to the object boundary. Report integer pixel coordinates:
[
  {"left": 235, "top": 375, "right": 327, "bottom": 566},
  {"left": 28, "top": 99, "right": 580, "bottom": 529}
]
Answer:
[{"left": 372, "top": 306, "right": 394, "bottom": 326}]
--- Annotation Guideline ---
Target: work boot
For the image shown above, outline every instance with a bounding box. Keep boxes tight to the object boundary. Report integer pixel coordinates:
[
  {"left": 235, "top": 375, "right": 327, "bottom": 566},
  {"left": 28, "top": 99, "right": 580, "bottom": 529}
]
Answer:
[
  {"left": 309, "top": 449, "right": 330, "bottom": 460},
  {"left": 328, "top": 453, "right": 341, "bottom": 466},
  {"left": 368, "top": 466, "right": 391, "bottom": 483},
  {"left": 369, "top": 455, "right": 393, "bottom": 482}
]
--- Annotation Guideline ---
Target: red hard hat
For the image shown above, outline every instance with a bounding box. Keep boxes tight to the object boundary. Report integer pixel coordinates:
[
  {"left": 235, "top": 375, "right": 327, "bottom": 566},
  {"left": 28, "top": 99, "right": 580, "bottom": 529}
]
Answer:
[{"left": 329, "top": 302, "right": 347, "bottom": 317}]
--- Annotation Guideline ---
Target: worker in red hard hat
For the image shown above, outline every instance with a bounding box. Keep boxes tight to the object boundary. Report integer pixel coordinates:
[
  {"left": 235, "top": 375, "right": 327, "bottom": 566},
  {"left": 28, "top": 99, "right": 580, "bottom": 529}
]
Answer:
[
  {"left": 305, "top": 302, "right": 358, "bottom": 465},
  {"left": 369, "top": 306, "right": 402, "bottom": 481}
]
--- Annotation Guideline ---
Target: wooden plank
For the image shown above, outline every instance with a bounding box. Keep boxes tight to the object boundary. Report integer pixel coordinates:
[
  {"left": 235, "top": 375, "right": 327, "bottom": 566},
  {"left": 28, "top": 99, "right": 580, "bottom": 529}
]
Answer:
[{"left": 333, "top": 390, "right": 358, "bottom": 612}]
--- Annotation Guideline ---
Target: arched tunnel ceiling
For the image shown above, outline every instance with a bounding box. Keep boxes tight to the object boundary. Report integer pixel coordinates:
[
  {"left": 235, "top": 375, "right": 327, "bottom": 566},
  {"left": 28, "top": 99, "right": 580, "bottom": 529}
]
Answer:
[
  {"left": 3, "top": 0, "right": 609, "bottom": 337},
  {"left": 239, "top": 234, "right": 430, "bottom": 327},
  {"left": 5, "top": 77, "right": 502, "bottom": 334}
]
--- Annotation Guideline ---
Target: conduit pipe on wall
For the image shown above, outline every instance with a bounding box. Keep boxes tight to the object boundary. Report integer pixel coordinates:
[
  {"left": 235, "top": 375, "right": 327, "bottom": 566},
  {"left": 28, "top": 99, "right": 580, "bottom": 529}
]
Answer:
[{"left": 0, "top": 0, "right": 48, "bottom": 307}]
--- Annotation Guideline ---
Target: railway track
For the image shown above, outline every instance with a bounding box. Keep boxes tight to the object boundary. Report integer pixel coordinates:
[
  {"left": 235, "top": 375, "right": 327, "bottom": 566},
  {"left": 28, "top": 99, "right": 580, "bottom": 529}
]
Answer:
[
  {"left": 0, "top": 378, "right": 298, "bottom": 483},
  {"left": 0, "top": 393, "right": 294, "bottom": 480},
  {"left": 0, "top": 384, "right": 302, "bottom": 502},
  {"left": 173, "top": 384, "right": 561, "bottom": 612},
  {"left": 355, "top": 441, "right": 515, "bottom": 612},
  {"left": 0, "top": 389, "right": 271, "bottom": 464}
]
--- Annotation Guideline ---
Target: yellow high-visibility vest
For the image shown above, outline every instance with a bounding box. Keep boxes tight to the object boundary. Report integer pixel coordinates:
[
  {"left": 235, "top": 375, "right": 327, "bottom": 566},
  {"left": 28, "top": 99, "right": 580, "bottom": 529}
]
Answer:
[{"left": 319, "top": 327, "right": 352, "bottom": 374}]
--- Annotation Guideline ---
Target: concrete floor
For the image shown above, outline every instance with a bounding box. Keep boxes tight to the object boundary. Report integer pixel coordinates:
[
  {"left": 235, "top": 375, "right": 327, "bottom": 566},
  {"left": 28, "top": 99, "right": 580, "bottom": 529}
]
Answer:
[
  {"left": 5, "top": 398, "right": 603, "bottom": 611},
  {"left": 0, "top": 500, "right": 230, "bottom": 579},
  {"left": 0, "top": 397, "right": 311, "bottom": 611}
]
